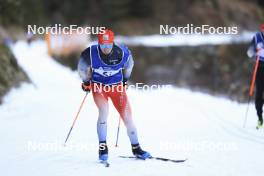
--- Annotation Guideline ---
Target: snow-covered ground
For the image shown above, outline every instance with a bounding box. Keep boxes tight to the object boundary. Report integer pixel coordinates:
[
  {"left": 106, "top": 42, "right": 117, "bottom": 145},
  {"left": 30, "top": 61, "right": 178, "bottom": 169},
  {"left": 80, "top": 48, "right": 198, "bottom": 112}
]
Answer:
[
  {"left": 0, "top": 40, "right": 264, "bottom": 176},
  {"left": 115, "top": 31, "right": 255, "bottom": 46}
]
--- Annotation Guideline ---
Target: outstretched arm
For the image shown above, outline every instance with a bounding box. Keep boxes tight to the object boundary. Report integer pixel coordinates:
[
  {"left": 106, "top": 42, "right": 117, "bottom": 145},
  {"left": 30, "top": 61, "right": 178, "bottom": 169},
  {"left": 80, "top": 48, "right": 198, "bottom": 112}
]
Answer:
[
  {"left": 247, "top": 38, "right": 256, "bottom": 59},
  {"left": 123, "top": 52, "right": 134, "bottom": 82},
  {"left": 78, "top": 48, "right": 92, "bottom": 83}
]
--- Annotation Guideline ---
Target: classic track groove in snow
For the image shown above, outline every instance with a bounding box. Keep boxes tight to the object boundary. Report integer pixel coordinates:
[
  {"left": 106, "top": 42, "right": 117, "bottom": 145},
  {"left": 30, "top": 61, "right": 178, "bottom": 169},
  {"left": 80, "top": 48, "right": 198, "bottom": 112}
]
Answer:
[{"left": 0, "top": 40, "right": 264, "bottom": 176}]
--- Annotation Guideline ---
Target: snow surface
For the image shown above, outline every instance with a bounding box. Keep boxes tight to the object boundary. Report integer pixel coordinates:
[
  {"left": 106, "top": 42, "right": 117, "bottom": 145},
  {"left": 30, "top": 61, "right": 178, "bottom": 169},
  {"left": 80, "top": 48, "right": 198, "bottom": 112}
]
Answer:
[
  {"left": 0, "top": 40, "right": 264, "bottom": 176},
  {"left": 115, "top": 31, "right": 255, "bottom": 46}
]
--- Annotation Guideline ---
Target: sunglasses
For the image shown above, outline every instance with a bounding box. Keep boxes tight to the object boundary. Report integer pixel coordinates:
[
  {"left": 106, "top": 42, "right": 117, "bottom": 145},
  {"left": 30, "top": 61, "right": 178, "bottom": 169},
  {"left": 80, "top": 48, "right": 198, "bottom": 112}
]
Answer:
[{"left": 100, "top": 44, "right": 113, "bottom": 49}]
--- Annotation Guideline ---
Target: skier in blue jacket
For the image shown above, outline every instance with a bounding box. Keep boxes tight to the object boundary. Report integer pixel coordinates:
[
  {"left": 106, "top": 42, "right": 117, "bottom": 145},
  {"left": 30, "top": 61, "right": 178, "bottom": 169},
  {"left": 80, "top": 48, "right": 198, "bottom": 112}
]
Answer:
[
  {"left": 247, "top": 24, "right": 264, "bottom": 129},
  {"left": 78, "top": 29, "right": 151, "bottom": 161}
]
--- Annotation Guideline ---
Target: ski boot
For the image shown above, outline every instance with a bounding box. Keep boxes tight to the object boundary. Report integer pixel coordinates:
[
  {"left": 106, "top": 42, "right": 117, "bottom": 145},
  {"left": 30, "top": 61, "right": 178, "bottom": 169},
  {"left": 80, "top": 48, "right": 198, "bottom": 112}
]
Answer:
[
  {"left": 256, "top": 120, "right": 263, "bottom": 130},
  {"left": 132, "top": 144, "right": 151, "bottom": 160},
  {"left": 99, "top": 141, "right": 108, "bottom": 161}
]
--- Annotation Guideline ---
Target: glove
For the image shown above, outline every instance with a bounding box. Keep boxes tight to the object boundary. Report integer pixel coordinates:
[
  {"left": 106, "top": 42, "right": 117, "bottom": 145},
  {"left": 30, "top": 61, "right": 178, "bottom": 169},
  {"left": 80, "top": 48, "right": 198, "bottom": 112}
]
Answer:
[
  {"left": 257, "top": 49, "right": 264, "bottom": 57},
  {"left": 81, "top": 82, "right": 91, "bottom": 92}
]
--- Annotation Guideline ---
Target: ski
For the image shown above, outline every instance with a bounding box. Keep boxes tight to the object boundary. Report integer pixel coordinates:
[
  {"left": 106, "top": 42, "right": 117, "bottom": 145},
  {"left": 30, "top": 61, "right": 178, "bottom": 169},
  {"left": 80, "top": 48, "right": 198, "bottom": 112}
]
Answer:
[
  {"left": 100, "top": 160, "right": 110, "bottom": 167},
  {"left": 119, "top": 156, "right": 187, "bottom": 163}
]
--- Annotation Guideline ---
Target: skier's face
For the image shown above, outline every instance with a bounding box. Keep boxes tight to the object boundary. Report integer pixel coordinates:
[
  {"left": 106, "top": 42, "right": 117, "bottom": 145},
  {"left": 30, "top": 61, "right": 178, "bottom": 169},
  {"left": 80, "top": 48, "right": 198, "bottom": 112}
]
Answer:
[{"left": 100, "top": 43, "right": 113, "bottom": 55}]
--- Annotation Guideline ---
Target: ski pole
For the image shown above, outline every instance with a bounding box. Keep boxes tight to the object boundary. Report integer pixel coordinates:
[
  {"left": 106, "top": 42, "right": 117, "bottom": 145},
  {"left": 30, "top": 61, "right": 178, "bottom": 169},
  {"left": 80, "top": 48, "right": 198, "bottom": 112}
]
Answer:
[
  {"left": 115, "top": 117, "right": 121, "bottom": 147},
  {"left": 244, "top": 56, "right": 260, "bottom": 128},
  {"left": 64, "top": 92, "right": 89, "bottom": 145},
  {"left": 115, "top": 89, "right": 125, "bottom": 147}
]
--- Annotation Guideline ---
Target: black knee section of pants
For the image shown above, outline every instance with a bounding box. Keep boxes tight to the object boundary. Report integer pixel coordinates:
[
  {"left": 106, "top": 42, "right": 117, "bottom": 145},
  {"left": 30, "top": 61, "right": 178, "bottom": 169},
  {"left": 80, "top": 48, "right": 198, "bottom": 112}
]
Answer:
[{"left": 255, "top": 62, "right": 264, "bottom": 121}]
